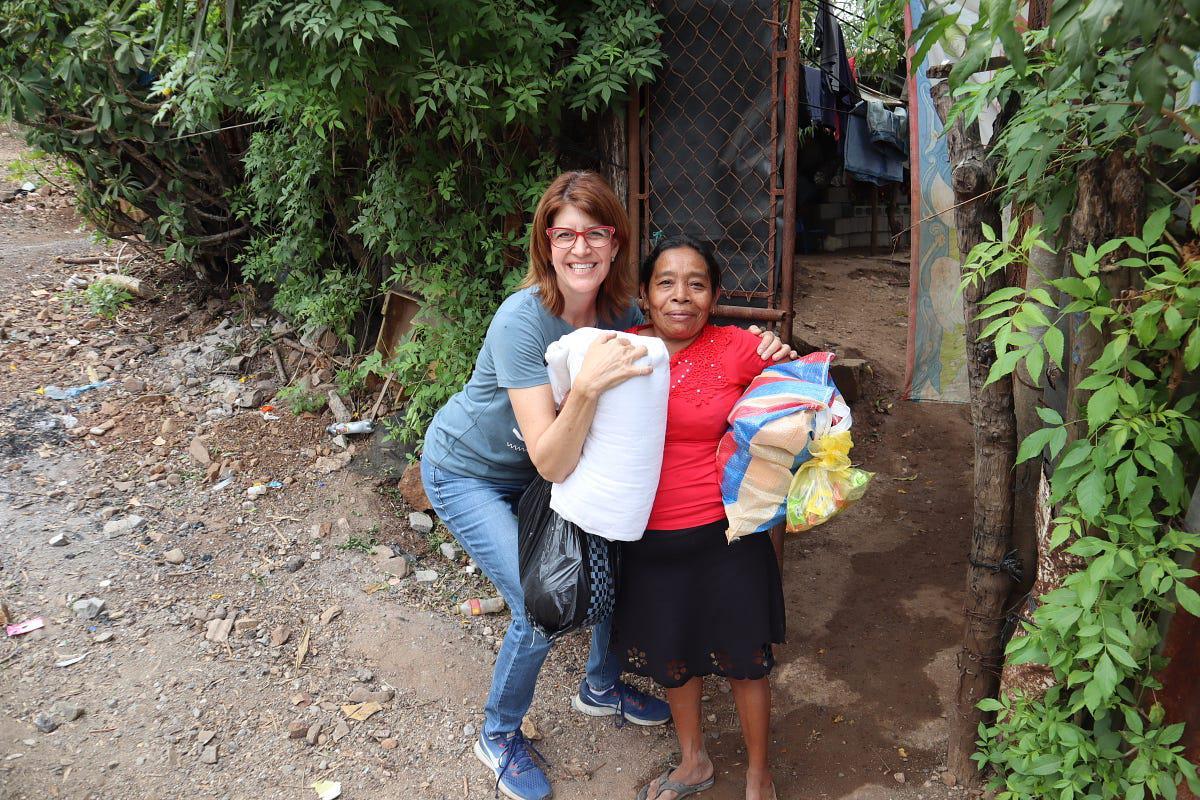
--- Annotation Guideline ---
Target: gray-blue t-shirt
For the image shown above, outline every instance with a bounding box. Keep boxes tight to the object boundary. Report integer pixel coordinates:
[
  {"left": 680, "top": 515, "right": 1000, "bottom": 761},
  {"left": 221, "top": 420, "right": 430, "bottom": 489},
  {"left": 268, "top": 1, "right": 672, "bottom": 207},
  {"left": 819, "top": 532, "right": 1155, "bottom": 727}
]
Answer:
[{"left": 423, "top": 286, "right": 642, "bottom": 484}]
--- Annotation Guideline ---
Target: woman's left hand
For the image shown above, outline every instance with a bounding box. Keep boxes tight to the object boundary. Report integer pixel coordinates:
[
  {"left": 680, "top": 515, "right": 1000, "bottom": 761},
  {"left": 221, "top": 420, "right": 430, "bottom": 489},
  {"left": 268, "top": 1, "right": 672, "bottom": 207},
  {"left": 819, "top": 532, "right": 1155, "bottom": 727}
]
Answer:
[{"left": 749, "top": 325, "right": 797, "bottom": 362}]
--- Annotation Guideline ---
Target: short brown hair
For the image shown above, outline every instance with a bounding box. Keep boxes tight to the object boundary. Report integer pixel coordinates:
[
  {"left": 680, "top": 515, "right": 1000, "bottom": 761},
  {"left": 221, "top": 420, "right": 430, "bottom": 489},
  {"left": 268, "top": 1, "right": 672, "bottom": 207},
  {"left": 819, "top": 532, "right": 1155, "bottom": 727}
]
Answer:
[{"left": 520, "top": 171, "right": 636, "bottom": 322}]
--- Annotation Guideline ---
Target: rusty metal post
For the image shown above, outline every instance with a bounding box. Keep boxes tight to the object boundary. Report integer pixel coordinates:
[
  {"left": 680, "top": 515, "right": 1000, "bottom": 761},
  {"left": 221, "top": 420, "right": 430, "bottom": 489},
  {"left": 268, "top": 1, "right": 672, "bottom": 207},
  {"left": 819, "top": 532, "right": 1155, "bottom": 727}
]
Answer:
[
  {"left": 778, "top": 0, "right": 801, "bottom": 347},
  {"left": 768, "top": 0, "right": 803, "bottom": 565},
  {"left": 627, "top": 88, "right": 642, "bottom": 267}
]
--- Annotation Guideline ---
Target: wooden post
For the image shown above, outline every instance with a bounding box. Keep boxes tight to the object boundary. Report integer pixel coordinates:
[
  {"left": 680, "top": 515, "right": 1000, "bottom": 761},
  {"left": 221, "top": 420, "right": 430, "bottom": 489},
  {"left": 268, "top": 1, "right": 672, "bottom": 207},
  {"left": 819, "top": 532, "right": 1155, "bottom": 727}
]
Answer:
[{"left": 931, "top": 80, "right": 1018, "bottom": 786}]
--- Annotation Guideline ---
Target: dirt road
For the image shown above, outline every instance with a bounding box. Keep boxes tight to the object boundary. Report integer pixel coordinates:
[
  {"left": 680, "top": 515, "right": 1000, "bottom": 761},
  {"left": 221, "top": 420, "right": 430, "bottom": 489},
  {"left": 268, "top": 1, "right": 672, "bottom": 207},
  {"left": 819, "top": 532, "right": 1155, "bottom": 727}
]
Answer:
[{"left": 0, "top": 130, "right": 978, "bottom": 800}]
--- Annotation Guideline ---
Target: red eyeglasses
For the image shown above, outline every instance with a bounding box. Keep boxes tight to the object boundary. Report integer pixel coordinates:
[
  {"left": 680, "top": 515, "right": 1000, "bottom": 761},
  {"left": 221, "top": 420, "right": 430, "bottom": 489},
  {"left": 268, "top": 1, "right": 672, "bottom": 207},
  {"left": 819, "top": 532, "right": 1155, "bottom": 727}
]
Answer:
[{"left": 545, "top": 226, "right": 616, "bottom": 249}]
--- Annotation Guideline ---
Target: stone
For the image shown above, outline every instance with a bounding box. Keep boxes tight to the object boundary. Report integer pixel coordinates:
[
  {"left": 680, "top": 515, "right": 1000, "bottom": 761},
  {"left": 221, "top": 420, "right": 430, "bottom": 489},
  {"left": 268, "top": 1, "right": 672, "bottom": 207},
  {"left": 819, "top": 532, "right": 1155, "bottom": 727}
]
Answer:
[
  {"left": 408, "top": 512, "right": 434, "bottom": 535},
  {"left": 315, "top": 451, "right": 352, "bottom": 474},
  {"left": 356, "top": 668, "right": 374, "bottom": 683},
  {"left": 122, "top": 378, "right": 146, "bottom": 394},
  {"left": 188, "top": 438, "right": 211, "bottom": 466},
  {"left": 464, "top": 722, "right": 478, "bottom": 738},
  {"left": 200, "top": 745, "right": 218, "bottom": 764},
  {"left": 72, "top": 597, "right": 105, "bottom": 620},
  {"left": 34, "top": 713, "right": 59, "bottom": 733},
  {"left": 893, "top": 772, "right": 906, "bottom": 784},
  {"left": 48, "top": 533, "right": 68, "bottom": 547},
  {"left": 380, "top": 738, "right": 398, "bottom": 750},
  {"left": 310, "top": 523, "right": 331, "bottom": 539},
  {"left": 414, "top": 569, "right": 438, "bottom": 584},
  {"left": 287, "top": 721, "right": 307, "bottom": 739},
  {"left": 163, "top": 548, "right": 185, "bottom": 565},
  {"left": 102, "top": 515, "right": 146, "bottom": 537},
  {"left": 270, "top": 626, "right": 291, "bottom": 647},
  {"left": 205, "top": 617, "right": 235, "bottom": 643},
  {"left": 380, "top": 557, "right": 411, "bottom": 579},
  {"left": 319, "top": 606, "right": 343, "bottom": 625},
  {"left": 397, "top": 461, "right": 431, "bottom": 512},
  {"left": 348, "top": 688, "right": 393, "bottom": 704},
  {"left": 94, "top": 631, "right": 114, "bottom": 644},
  {"left": 234, "top": 618, "right": 259, "bottom": 635},
  {"left": 51, "top": 702, "right": 83, "bottom": 722},
  {"left": 236, "top": 389, "right": 263, "bottom": 408},
  {"left": 284, "top": 556, "right": 304, "bottom": 573},
  {"left": 941, "top": 771, "right": 957, "bottom": 788},
  {"left": 197, "top": 730, "right": 216, "bottom": 746},
  {"left": 305, "top": 722, "right": 322, "bottom": 746},
  {"left": 327, "top": 392, "right": 352, "bottom": 423},
  {"left": 331, "top": 721, "right": 350, "bottom": 742},
  {"left": 439, "top": 542, "right": 458, "bottom": 561}
]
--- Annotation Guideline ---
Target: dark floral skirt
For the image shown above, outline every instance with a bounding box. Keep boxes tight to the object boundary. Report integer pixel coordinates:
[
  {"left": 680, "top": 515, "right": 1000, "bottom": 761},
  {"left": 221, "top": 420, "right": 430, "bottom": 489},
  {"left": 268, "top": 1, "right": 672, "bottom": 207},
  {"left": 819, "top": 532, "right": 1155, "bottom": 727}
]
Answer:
[{"left": 611, "top": 518, "right": 786, "bottom": 689}]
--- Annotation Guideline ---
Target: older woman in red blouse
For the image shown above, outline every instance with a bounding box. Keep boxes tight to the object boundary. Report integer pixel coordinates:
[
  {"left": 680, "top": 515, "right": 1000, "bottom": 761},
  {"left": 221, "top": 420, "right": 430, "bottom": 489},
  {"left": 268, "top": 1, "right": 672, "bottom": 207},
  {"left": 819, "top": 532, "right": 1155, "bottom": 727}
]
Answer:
[{"left": 614, "top": 236, "right": 786, "bottom": 800}]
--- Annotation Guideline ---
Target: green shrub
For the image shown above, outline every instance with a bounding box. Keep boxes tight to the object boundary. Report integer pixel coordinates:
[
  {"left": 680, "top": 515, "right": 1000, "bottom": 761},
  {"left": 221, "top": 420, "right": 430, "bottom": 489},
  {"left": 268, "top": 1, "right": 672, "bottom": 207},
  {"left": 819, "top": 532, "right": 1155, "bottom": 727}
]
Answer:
[
  {"left": 0, "top": 0, "right": 663, "bottom": 446},
  {"left": 276, "top": 384, "right": 327, "bottom": 415},
  {"left": 84, "top": 282, "right": 133, "bottom": 318}
]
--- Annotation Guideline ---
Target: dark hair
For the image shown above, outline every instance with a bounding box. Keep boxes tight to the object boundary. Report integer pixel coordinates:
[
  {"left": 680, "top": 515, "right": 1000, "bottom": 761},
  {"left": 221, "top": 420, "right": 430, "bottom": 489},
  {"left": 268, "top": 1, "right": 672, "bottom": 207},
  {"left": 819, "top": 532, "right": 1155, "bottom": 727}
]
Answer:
[
  {"left": 520, "top": 171, "right": 635, "bottom": 321},
  {"left": 639, "top": 235, "right": 722, "bottom": 292}
]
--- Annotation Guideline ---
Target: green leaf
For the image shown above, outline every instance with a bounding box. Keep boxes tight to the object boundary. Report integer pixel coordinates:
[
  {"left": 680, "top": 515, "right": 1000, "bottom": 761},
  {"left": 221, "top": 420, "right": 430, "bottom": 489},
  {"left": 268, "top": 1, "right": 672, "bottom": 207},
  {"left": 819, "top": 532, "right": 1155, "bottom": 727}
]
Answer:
[
  {"left": 1185, "top": 327, "right": 1200, "bottom": 372},
  {"left": 1177, "top": 583, "right": 1200, "bottom": 616},
  {"left": 1087, "top": 383, "right": 1121, "bottom": 433},
  {"left": 1017, "top": 427, "right": 1056, "bottom": 463},
  {"left": 1036, "top": 406, "right": 1064, "bottom": 425},
  {"left": 1142, "top": 206, "right": 1172, "bottom": 245},
  {"left": 1043, "top": 325, "right": 1065, "bottom": 369},
  {"left": 1077, "top": 470, "right": 1108, "bottom": 520}
]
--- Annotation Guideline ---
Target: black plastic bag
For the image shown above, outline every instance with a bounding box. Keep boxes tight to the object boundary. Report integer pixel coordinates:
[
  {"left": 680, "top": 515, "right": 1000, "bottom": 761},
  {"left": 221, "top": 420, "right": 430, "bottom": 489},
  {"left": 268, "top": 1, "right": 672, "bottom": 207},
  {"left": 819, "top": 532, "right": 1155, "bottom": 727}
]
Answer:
[{"left": 517, "top": 477, "right": 620, "bottom": 640}]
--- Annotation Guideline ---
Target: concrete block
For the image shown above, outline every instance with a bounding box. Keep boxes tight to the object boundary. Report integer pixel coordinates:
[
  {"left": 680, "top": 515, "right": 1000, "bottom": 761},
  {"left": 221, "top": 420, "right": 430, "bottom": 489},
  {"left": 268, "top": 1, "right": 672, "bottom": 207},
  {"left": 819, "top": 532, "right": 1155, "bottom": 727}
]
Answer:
[{"left": 831, "top": 358, "right": 870, "bottom": 405}]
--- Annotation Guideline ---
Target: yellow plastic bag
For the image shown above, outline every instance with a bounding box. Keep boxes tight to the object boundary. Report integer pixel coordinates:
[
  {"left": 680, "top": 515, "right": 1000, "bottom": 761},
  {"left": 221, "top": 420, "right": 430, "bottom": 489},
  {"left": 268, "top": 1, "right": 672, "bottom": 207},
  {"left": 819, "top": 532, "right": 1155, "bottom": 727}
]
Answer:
[{"left": 785, "top": 431, "right": 872, "bottom": 532}]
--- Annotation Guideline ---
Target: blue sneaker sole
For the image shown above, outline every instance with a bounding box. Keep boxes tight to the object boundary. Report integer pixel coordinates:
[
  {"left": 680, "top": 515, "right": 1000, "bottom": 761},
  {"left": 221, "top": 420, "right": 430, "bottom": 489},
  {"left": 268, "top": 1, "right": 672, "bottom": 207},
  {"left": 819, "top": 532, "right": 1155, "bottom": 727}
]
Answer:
[
  {"left": 571, "top": 693, "right": 670, "bottom": 726},
  {"left": 473, "top": 738, "right": 553, "bottom": 800}
]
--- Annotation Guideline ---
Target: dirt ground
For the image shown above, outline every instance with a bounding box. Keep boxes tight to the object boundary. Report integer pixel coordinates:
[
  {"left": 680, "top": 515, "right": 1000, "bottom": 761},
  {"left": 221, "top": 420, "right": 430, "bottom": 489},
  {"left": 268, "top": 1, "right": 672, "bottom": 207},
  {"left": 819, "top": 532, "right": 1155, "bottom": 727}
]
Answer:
[{"left": 0, "top": 128, "right": 980, "bottom": 800}]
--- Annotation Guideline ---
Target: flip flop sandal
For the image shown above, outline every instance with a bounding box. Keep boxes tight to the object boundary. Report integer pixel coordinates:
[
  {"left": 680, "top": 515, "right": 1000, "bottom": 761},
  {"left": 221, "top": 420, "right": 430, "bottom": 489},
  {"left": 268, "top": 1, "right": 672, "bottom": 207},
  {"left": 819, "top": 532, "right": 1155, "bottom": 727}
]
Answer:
[{"left": 636, "top": 768, "right": 717, "bottom": 800}]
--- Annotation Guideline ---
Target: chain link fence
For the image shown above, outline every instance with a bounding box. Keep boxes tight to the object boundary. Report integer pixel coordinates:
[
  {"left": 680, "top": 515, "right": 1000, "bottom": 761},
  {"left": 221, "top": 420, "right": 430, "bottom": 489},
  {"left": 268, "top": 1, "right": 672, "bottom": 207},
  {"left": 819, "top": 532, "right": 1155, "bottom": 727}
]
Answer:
[{"left": 634, "top": 0, "right": 795, "bottom": 317}]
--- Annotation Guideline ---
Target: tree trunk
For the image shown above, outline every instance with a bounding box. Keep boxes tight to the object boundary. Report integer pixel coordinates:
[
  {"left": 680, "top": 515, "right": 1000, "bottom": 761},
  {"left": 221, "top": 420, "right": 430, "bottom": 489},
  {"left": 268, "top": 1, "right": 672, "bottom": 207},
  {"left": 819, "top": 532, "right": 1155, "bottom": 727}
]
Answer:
[
  {"left": 1065, "top": 152, "right": 1145, "bottom": 427},
  {"left": 597, "top": 106, "right": 628, "bottom": 208},
  {"left": 931, "top": 81, "right": 1018, "bottom": 786}
]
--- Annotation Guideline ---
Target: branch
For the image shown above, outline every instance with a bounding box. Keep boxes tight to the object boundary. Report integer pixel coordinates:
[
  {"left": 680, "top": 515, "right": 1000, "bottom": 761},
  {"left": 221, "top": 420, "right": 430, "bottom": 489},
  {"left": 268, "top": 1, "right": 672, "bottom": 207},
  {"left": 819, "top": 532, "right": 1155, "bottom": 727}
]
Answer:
[{"left": 926, "top": 56, "right": 1011, "bottom": 80}]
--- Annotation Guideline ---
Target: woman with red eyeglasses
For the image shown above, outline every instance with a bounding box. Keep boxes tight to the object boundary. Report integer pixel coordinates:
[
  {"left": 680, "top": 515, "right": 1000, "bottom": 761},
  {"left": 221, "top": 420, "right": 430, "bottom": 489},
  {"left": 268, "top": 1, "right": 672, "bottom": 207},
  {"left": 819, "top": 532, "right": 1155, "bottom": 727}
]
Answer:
[{"left": 421, "top": 171, "right": 789, "bottom": 800}]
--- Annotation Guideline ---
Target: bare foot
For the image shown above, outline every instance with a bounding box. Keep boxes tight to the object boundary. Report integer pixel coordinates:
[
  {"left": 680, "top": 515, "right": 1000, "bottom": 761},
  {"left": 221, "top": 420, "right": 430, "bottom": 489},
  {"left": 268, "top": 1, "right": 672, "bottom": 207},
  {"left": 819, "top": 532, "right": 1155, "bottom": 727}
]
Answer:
[
  {"left": 745, "top": 766, "right": 776, "bottom": 800},
  {"left": 641, "top": 754, "right": 715, "bottom": 800}
]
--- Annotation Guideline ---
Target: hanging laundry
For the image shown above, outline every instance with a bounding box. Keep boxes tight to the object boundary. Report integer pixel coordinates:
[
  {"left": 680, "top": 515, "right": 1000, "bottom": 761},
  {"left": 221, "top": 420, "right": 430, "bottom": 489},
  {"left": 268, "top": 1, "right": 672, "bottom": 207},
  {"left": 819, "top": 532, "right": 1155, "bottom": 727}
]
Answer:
[{"left": 844, "top": 101, "right": 906, "bottom": 185}]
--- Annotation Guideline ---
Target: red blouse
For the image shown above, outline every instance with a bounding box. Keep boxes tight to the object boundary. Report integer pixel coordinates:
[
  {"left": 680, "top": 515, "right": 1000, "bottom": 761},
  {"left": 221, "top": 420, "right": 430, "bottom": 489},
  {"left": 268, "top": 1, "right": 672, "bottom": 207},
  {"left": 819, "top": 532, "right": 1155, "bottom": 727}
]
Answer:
[{"left": 629, "top": 324, "right": 771, "bottom": 530}]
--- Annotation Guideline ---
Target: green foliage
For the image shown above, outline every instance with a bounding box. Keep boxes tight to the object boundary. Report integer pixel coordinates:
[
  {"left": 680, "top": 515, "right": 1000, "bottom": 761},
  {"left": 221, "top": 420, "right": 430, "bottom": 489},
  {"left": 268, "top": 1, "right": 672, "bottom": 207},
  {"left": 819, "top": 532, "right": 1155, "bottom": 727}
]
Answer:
[
  {"left": 909, "top": 0, "right": 1200, "bottom": 794},
  {"left": 84, "top": 281, "right": 133, "bottom": 318},
  {"left": 336, "top": 533, "right": 379, "bottom": 555},
  {"left": 276, "top": 384, "right": 326, "bottom": 415},
  {"left": 0, "top": 0, "right": 664, "bottom": 446}
]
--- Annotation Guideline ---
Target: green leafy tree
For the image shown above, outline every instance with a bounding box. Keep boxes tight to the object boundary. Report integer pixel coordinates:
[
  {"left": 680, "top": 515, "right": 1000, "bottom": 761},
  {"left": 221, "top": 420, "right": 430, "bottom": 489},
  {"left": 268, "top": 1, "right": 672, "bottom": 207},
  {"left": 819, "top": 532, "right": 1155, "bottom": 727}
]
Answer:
[
  {"left": 0, "top": 0, "right": 663, "bottom": 444},
  {"left": 908, "top": 0, "right": 1200, "bottom": 796}
]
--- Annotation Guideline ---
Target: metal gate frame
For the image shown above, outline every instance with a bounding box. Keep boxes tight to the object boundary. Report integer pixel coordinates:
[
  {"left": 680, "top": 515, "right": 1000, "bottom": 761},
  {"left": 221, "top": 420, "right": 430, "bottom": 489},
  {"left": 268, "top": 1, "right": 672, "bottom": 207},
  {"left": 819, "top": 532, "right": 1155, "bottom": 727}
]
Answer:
[{"left": 627, "top": 0, "right": 801, "bottom": 341}]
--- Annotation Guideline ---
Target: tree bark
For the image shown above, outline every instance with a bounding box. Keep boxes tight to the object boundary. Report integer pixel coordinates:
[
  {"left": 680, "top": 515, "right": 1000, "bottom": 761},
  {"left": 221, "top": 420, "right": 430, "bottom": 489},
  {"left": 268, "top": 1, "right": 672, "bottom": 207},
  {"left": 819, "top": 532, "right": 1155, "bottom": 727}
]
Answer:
[
  {"left": 1065, "top": 151, "right": 1145, "bottom": 428},
  {"left": 931, "top": 80, "right": 1018, "bottom": 786},
  {"left": 597, "top": 106, "right": 628, "bottom": 208}
]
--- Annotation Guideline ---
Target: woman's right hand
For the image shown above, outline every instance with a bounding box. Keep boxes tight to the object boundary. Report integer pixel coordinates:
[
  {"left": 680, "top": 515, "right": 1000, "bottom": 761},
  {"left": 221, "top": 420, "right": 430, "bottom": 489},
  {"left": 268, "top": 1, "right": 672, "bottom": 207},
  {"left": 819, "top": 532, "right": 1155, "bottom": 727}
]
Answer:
[{"left": 574, "top": 332, "right": 652, "bottom": 398}]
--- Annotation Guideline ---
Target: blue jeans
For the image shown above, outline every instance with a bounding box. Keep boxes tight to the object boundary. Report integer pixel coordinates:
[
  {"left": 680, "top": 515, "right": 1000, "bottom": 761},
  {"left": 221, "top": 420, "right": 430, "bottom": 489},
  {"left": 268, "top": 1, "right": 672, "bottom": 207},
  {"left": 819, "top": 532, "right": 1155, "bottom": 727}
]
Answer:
[{"left": 421, "top": 459, "right": 622, "bottom": 737}]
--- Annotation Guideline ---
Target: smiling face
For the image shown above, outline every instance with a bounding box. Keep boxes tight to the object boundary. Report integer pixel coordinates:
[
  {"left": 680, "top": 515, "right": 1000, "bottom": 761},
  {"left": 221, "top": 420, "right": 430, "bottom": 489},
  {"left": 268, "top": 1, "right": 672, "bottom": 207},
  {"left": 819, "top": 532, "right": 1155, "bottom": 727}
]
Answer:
[
  {"left": 644, "top": 246, "right": 719, "bottom": 351},
  {"left": 548, "top": 204, "right": 619, "bottom": 307}
]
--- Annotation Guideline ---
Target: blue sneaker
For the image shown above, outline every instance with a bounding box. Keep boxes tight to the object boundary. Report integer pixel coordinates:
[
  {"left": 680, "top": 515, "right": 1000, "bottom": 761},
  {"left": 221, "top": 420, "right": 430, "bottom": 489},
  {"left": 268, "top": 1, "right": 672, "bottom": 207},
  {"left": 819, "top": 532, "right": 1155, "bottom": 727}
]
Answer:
[
  {"left": 473, "top": 731, "right": 552, "bottom": 800},
  {"left": 571, "top": 679, "right": 671, "bottom": 726}
]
